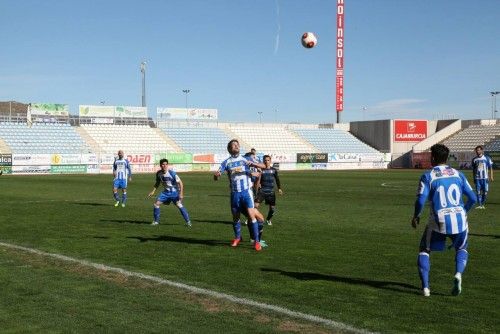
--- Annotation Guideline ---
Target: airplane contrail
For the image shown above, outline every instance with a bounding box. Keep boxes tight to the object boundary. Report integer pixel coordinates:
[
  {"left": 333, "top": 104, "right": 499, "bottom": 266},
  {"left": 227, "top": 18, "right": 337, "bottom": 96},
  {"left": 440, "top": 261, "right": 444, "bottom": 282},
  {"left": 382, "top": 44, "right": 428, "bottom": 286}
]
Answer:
[{"left": 274, "top": 0, "right": 281, "bottom": 55}]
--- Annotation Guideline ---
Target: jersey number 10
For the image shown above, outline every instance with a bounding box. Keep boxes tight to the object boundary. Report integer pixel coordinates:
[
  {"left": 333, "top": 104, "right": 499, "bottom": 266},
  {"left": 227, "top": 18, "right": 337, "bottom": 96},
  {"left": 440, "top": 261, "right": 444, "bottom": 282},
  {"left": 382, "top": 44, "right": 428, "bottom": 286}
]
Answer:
[{"left": 437, "top": 184, "right": 460, "bottom": 208}]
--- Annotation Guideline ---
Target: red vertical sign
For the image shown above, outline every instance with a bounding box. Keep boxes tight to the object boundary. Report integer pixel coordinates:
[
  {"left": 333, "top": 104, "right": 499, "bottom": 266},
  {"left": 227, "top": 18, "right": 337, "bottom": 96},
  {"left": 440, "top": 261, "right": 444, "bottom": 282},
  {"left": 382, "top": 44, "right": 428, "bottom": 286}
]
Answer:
[{"left": 336, "top": 0, "right": 344, "bottom": 112}]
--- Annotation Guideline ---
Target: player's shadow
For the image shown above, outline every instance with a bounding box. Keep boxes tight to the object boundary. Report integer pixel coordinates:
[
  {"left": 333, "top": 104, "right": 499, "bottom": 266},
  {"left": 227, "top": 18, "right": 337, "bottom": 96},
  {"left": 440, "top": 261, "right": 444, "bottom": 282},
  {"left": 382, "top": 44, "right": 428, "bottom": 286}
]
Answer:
[
  {"left": 469, "top": 233, "right": 500, "bottom": 239},
  {"left": 72, "top": 202, "right": 109, "bottom": 206},
  {"left": 191, "top": 218, "right": 233, "bottom": 225},
  {"left": 100, "top": 219, "right": 155, "bottom": 225},
  {"left": 261, "top": 268, "right": 435, "bottom": 296},
  {"left": 127, "top": 235, "right": 227, "bottom": 247}
]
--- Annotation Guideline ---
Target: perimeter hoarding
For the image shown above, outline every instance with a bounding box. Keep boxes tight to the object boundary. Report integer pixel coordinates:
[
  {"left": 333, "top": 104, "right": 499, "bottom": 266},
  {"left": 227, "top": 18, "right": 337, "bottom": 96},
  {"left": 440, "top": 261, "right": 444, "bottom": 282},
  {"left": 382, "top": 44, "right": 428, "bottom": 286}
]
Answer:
[
  {"left": 51, "top": 154, "right": 82, "bottom": 165},
  {"left": 154, "top": 153, "right": 193, "bottom": 164},
  {"left": 394, "top": 120, "right": 428, "bottom": 142},
  {"left": 192, "top": 154, "right": 215, "bottom": 164},
  {"left": 115, "top": 106, "right": 147, "bottom": 118},
  {"left": 31, "top": 103, "right": 69, "bottom": 116},
  {"left": 0, "top": 154, "right": 12, "bottom": 174},
  {"left": 192, "top": 164, "right": 211, "bottom": 172},
  {"left": 0, "top": 154, "right": 12, "bottom": 166},
  {"left": 268, "top": 153, "right": 296, "bottom": 163},
  {"left": 157, "top": 108, "right": 218, "bottom": 120},
  {"left": 51, "top": 165, "right": 88, "bottom": 174},
  {"left": 12, "top": 154, "right": 51, "bottom": 166},
  {"left": 79, "top": 105, "right": 115, "bottom": 118},
  {"left": 296, "top": 153, "right": 328, "bottom": 163},
  {"left": 126, "top": 154, "right": 153, "bottom": 164},
  {"left": 79, "top": 105, "right": 147, "bottom": 118},
  {"left": 126, "top": 154, "right": 156, "bottom": 173}
]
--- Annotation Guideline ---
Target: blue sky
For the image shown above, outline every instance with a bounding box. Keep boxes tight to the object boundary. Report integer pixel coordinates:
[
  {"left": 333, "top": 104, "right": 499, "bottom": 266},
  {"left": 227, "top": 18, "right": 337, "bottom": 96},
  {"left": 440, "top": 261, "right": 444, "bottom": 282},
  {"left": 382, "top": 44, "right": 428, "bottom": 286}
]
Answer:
[{"left": 1, "top": 0, "right": 499, "bottom": 123}]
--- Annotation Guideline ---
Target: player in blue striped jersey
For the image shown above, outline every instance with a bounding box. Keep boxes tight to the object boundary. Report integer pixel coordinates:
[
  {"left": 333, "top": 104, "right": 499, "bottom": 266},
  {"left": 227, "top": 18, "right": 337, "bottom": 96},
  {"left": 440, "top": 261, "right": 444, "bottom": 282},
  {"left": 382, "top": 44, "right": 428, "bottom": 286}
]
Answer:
[
  {"left": 412, "top": 144, "right": 477, "bottom": 297},
  {"left": 471, "top": 145, "right": 494, "bottom": 209},
  {"left": 214, "top": 139, "right": 266, "bottom": 251},
  {"left": 148, "top": 159, "right": 191, "bottom": 227},
  {"left": 112, "top": 150, "right": 132, "bottom": 207}
]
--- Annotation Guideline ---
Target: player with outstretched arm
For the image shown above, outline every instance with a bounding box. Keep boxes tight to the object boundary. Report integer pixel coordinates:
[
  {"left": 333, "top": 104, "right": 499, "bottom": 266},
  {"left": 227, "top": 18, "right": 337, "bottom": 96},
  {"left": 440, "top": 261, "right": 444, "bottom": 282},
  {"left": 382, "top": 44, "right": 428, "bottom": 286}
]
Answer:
[
  {"left": 214, "top": 139, "right": 266, "bottom": 251},
  {"left": 148, "top": 159, "right": 191, "bottom": 227}
]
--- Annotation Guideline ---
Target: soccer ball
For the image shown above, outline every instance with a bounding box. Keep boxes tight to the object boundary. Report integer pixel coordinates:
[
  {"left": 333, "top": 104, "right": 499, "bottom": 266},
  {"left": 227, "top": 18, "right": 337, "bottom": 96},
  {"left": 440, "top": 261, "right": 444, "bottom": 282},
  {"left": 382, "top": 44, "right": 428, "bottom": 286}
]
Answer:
[{"left": 301, "top": 32, "right": 317, "bottom": 49}]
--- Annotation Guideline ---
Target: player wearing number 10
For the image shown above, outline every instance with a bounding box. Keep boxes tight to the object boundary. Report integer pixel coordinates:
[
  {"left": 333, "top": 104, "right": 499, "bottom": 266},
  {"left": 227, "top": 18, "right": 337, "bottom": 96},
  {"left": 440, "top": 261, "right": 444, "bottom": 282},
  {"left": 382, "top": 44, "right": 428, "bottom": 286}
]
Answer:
[{"left": 411, "top": 144, "right": 477, "bottom": 297}]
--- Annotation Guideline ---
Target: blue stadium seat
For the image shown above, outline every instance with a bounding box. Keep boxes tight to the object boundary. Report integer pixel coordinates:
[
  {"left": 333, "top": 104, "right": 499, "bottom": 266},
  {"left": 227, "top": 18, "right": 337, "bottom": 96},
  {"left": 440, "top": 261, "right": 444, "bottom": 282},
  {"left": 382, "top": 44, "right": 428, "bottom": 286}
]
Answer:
[{"left": 293, "top": 128, "right": 378, "bottom": 153}]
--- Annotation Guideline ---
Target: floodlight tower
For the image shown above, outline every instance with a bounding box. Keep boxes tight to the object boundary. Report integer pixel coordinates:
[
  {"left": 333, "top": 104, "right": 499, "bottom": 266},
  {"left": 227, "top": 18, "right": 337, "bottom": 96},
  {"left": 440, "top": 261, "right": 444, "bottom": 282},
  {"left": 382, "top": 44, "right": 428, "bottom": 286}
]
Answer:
[
  {"left": 490, "top": 91, "right": 499, "bottom": 119},
  {"left": 182, "top": 89, "right": 190, "bottom": 109}
]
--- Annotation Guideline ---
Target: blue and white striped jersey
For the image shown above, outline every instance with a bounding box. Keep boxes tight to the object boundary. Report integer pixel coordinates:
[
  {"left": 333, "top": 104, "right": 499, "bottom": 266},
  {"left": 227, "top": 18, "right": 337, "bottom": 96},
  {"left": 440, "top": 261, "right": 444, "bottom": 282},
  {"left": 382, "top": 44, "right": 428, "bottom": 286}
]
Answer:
[
  {"left": 415, "top": 165, "right": 477, "bottom": 234},
  {"left": 218, "top": 155, "right": 252, "bottom": 193},
  {"left": 113, "top": 158, "right": 131, "bottom": 180},
  {"left": 471, "top": 155, "right": 493, "bottom": 180},
  {"left": 244, "top": 154, "right": 260, "bottom": 185},
  {"left": 154, "top": 169, "right": 181, "bottom": 194}
]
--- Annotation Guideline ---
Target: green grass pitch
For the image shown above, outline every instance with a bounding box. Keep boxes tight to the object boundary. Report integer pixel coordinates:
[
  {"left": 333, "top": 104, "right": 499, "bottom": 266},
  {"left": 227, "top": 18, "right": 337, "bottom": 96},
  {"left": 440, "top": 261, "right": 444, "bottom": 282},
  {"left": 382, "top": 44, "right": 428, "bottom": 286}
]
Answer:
[{"left": 0, "top": 170, "right": 498, "bottom": 333}]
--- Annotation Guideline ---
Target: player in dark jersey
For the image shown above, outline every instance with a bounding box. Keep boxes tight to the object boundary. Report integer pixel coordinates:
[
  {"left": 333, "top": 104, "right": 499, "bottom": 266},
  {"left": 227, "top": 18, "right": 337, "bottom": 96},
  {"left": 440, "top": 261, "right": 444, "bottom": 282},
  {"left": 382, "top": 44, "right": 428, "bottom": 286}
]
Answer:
[
  {"left": 148, "top": 159, "right": 191, "bottom": 227},
  {"left": 255, "top": 155, "right": 283, "bottom": 225}
]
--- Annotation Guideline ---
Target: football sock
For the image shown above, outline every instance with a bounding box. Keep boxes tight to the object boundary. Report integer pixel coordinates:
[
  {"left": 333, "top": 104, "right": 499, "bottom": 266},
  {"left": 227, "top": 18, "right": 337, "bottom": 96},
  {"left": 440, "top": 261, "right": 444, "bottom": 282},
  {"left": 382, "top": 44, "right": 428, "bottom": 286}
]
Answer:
[
  {"left": 267, "top": 207, "right": 275, "bottom": 221},
  {"left": 232, "top": 220, "right": 241, "bottom": 239},
  {"left": 247, "top": 222, "right": 254, "bottom": 240},
  {"left": 455, "top": 249, "right": 468, "bottom": 274},
  {"left": 258, "top": 221, "right": 264, "bottom": 240},
  {"left": 153, "top": 205, "right": 160, "bottom": 222},
  {"left": 113, "top": 192, "right": 120, "bottom": 201},
  {"left": 122, "top": 192, "right": 127, "bottom": 204},
  {"left": 417, "top": 252, "right": 430, "bottom": 289},
  {"left": 179, "top": 207, "right": 190, "bottom": 223},
  {"left": 250, "top": 220, "right": 259, "bottom": 242}
]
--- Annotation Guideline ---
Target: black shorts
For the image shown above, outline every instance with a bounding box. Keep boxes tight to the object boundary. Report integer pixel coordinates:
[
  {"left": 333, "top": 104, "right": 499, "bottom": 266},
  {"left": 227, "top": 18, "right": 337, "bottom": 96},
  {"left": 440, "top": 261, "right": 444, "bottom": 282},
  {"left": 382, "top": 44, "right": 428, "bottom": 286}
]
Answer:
[{"left": 256, "top": 190, "right": 276, "bottom": 206}]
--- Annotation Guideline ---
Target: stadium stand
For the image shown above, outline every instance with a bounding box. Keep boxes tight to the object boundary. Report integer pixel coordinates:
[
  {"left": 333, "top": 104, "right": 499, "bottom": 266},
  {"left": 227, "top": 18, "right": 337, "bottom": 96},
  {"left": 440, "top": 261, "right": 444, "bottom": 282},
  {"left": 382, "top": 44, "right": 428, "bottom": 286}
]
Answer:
[
  {"left": 0, "top": 122, "right": 90, "bottom": 154},
  {"left": 161, "top": 127, "right": 233, "bottom": 153},
  {"left": 80, "top": 124, "right": 176, "bottom": 153},
  {"left": 227, "top": 126, "right": 318, "bottom": 153},
  {"left": 442, "top": 124, "right": 500, "bottom": 152},
  {"left": 293, "top": 128, "right": 379, "bottom": 153},
  {"left": 0, "top": 101, "right": 28, "bottom": 120},
  {"left": 485, "top": 138, "right": 500, "bottom": 152}
]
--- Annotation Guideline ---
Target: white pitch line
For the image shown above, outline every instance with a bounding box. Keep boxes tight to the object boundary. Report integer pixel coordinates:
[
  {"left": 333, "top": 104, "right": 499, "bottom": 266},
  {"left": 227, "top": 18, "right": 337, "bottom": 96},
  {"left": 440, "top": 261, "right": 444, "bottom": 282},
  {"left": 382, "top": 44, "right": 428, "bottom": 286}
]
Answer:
[
  {"left": 0, "top": 241, "right": 374, "bottom": 334},
  {"left": 381, "top": 182, "right": 401, "bottom": 188}
]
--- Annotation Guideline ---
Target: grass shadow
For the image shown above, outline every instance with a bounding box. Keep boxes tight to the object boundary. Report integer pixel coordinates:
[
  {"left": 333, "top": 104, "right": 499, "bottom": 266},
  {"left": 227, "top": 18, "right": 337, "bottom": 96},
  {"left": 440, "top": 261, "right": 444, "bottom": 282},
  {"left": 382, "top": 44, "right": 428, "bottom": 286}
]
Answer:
[
  {"left": 126, "top": 235, "right": 228, "bottom": 247},
  {"left": 100, "top": 219, "right": 155, "bottom": 225},
  {"left": 191, "top": 219, "right": 233, "bottom": 225},
  {"left": 469, "top": 233, "right": 500, "bottom": 239},
  {"left": 72, "top": 202, "right": 109, "bottom": 207},
  {"left": 260, "top": 268, "right": 442, "bottom": 296}
]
